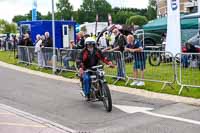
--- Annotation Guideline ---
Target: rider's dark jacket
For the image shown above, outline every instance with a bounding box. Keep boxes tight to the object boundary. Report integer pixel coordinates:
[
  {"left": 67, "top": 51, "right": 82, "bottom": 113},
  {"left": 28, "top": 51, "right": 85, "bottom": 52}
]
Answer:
[{"left": 79, "top": 47, "right": 110, "bottom": 70}]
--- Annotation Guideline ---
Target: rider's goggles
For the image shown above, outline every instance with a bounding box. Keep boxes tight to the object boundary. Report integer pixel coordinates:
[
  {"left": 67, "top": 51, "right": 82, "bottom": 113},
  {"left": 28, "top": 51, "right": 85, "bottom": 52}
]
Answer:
[{"left": 86, "top": 41, "right": 95, "bottom": 46}]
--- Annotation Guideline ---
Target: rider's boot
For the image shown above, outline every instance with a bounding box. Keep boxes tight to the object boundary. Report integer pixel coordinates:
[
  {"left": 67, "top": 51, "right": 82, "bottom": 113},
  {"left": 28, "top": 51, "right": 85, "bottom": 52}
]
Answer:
[{"left": 86, "top": 94, "right": 90, "bottom": 101}]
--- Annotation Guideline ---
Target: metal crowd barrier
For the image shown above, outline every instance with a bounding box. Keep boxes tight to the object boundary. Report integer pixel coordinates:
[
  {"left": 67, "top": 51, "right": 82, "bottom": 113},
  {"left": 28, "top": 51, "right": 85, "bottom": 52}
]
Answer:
[
  {"left": 41, "top": 47, "right": 60, "bottom": 68},
  {"left": 18, "top": 46, "right": 30, "bottom": 64},
  {"left": 18, "top": 46, "right": 60, "bottom": 69},
  {"left": 124, "top": 50, "right": 175, "bottom": 90},
  {"left": 59, "top": 48, "right": 81, "bottom": 73},
  {"left": 20, "top": 46, "right": 196, "bottom": 92},
  {"left": 26, "top": 46, "right": 38, "bottom": 66},
  {"left": 103, "top": 51, "right": 126, "bottom": 84},
  {"left": 176, "top": 53, "right": 200, "bottom": 95}
]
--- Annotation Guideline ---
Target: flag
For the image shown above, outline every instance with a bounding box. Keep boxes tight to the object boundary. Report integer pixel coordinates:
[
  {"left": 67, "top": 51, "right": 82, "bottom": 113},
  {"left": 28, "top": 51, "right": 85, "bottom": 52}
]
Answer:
[
  {"left": 32, "top": 0, "right": 37, "bottom": 21},
  {"left": 166, "top": 0, "right": 181, "bottom": 56}
]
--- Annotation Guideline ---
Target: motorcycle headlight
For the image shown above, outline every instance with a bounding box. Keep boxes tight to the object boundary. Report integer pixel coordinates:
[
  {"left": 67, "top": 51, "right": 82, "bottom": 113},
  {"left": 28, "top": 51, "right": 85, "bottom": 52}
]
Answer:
[{"left": 99, "top": 71, "right": 105, "bottom": 77}]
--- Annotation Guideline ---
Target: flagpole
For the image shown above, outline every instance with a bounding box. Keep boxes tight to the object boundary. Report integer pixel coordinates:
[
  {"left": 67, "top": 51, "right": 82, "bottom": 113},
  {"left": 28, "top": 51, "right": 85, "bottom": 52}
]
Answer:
[
  {"left": 198, "top": 0, "right": 200, "bottom": 35},
  {"left": 95, "top": 14, "right": 98, "bottom": 36},
  {"left": 52, "top": 0, "right": 56, "bottom": 74}
]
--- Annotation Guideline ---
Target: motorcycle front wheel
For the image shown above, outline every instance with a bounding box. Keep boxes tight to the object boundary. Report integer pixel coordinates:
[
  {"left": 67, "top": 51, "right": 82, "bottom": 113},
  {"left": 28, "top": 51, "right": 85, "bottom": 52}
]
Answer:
[{"left": 100, "top": 82, "right": 112, "bottom": 112}]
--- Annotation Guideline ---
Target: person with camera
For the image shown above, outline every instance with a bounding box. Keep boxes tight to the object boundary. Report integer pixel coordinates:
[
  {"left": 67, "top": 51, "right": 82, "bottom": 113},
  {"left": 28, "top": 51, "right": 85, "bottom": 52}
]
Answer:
[{"left": 78, "top": 37, "right": 114, "bottom": 101}]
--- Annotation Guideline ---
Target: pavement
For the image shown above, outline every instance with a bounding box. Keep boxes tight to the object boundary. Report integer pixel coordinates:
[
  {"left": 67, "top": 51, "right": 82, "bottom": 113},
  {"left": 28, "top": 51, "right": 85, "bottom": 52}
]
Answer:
[{"left": 0, "top": 104, "right": 70, "bottom": 133}]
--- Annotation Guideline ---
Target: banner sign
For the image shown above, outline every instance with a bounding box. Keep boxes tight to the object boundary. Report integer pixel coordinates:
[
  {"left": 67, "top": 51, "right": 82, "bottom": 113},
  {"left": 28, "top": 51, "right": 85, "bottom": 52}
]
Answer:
[{"left": 166, "top": 0, "right": 181, "bottom": 55}]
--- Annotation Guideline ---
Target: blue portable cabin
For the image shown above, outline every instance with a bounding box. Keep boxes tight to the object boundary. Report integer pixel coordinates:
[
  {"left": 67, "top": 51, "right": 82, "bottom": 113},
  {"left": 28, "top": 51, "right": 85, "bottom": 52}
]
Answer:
[{"left": 18, "top": 20, "right": 76, "bottom": 48}]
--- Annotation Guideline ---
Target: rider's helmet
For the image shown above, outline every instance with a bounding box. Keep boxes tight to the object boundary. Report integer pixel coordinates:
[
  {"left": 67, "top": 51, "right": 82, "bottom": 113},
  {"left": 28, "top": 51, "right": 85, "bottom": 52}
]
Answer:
[{"left": 85, "top": 37, "right": 96, "bottom": 47}]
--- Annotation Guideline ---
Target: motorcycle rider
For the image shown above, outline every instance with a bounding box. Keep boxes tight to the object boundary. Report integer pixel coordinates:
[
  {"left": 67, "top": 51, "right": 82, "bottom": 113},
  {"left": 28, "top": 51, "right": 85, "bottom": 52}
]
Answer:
[{"left": 79, "top": 37, "right": 114, "bottom": 101}]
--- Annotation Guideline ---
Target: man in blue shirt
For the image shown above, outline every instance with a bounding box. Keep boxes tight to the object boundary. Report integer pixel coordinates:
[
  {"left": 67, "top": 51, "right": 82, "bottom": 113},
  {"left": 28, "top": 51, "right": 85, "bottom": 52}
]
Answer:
[{"left": 125, "top": 35, "right": 146, "bottom": 86}]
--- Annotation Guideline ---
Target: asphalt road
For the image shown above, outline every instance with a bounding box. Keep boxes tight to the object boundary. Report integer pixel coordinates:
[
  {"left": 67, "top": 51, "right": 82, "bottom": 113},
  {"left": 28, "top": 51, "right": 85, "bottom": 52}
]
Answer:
[{"left": 0, "top": 65, "right": 200, "bottom": 133}]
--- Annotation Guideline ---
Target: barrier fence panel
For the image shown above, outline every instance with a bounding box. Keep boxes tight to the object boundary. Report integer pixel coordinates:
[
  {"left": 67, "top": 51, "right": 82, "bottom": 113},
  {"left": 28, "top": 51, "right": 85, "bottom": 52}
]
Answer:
[
  {"left": 59, "top": 49, "right": 81, "bottom": 72},
  {"left": 26, "top": 46, "right": 38, "bottom": 66},
  {"left": 18, "top": 46, "right": 30, "bottom": 64},
  {"left": 17, "top": 46, "right": 178, "bottom": 91},
  {"left": 103, "top": 51, "right": 126, "bottom": 84},
  {"left": 176, "top": 53, "right": 200, "bottom": 95},
  {"left": 41, "top": 47, "right": 54, "bottom": 68},
  {"left": 124, "top": 50, "right": 175, "bottom": 90},
  {"left": 18, "top": 46, "right": 60, "bottom": 69}
]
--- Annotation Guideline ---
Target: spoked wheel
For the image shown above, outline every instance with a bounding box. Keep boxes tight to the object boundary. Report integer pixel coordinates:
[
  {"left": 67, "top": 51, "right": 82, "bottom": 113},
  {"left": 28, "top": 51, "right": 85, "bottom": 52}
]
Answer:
[
  {"left": 100, "top": 83, "right": 112, "bottom": 112},
  {"left": 148, "top": 53, "right": 161, "bottom": 66}
]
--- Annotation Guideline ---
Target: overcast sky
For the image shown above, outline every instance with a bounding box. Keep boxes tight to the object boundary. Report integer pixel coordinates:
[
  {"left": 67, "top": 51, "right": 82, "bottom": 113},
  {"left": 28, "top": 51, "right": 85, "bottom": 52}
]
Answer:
[{"left": 0, "top": 0, "right": 148, "bottom": 23}]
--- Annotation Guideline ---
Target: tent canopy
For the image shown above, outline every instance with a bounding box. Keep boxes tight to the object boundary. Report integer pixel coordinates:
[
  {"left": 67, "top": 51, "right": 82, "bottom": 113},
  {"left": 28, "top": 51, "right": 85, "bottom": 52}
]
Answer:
[{"left": 143, "top": 15, "right": 198, "bottom": 31}]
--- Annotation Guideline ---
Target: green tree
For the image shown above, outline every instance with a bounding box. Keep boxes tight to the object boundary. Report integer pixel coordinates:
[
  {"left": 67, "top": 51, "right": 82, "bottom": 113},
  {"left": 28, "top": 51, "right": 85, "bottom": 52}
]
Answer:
[
  {"left": 126, "top": 15, "right": 148, "bottom": 26},
  {"left": 113, "top": 11, "right": 136, "bottom": 24},
  {"left": 56, "top": 0, "right": 73, "bottom": 20},
  {"left": 147, "top": 0, "right": 157, "bottom": 20},
  {"left": 42, "top": 12, "right": 52, "bottom": 20},
  {"left": 12, "top": 10, "right": 43, "bottom": 23},
  {"left": 78, "top": 0, "right": 95, "bottom": 23},
  {"left": 12, "top": 15, "right": 27, "bottom": 23},
  {"left": 0, "top": 19, "right": 17, "bottom": 34},
  {"left": 9, "top": 23, "right": 17, "bottom": 33},
  {"left": 26, "top": 10, "right": 43, "bottom": 21},
  {"left": 77, "top": 0, "right": 112, "bottom": 23},
  {"left": 0, "top": 19, "right": 7, "bottom": 33},
  {"left": 94, "top": 0, "right": 112, "bottom": 21}
]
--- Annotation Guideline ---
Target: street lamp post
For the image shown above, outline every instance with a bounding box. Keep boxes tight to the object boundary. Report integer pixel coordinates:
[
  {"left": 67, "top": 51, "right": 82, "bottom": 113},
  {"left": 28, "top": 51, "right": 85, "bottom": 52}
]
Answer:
[{"left": 52, "top": 0, "right": 56, "bottom": 74}]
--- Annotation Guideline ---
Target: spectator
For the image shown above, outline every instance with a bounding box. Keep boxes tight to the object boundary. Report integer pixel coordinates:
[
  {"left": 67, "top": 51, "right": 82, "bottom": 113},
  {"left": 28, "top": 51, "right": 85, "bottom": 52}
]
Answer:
[
  {"left": 105, "top": 32, "right": 110, "bottom": 47},
  {"left": 125, "top": 34, "right": 146, "bottom": 86},
  {"left": 19, "top": 33, "right": 33, "bottom": 46},
  {"left": 103, "top": 28, "right": 127, "bottom": 79},
  {"left": 161, "top": 33, "right": 166, "bottom": 51},
  {"left": 69, "top": 40, "right": 75, "bottom": 49},
  {"left": 76, "top": 31, "right": 85, "bottom": 49},
  {"left": 18, "top": 33, "right": 33, "bottom": 62},
  {"left": 43, "top": 32, "right": 53, "bottom": 65},
  {"left": 41, "top": 35, "right": 45, "bottom": 47},
  {"left": 44, "top": 32, "right": 52, "bottom": 47},
  {"left": 0, "top": 39, "right": 2, "bottom": 50},
  {"left": 63, "top": 40, "right": 76, "bottom": 69},
  {"left": 11, "top": 34, "right": 18, "bottom": 51},
  {"left": 76, "top": 33, "right": 80, "bottom": 44},
  {"left": 182, "top": 42, "right": 198, "bottom": 68},
  {"left": 98, "top": 33, "right": 108, "bottom": 49},
  {"left": 34, "top": 34, "right": 45, "bottom": 68}
]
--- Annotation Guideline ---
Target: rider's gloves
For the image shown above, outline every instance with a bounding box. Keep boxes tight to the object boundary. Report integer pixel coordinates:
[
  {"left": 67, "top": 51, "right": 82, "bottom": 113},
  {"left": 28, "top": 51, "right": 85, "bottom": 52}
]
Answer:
[
  {"left": 79, "top": 68, "right": 84, "bottom": 76},
  {"left": 108, "top": 61, "right": 115, "bottom": 68}
]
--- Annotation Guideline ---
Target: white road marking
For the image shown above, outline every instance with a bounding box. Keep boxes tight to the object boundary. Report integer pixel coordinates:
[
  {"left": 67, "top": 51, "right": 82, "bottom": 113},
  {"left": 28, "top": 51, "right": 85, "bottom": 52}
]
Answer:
[
  {"left": 142, "top": 111, "right": 200, "bottom": 125},
  {"left": 0, "top": 122, "right": 46, "bottom": 128},
  {"left": 113, "top": 104, "right": 153, "bottom": 113},
  {"left": 114, "top": 104, "right": 200, "bottom": 126}
]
